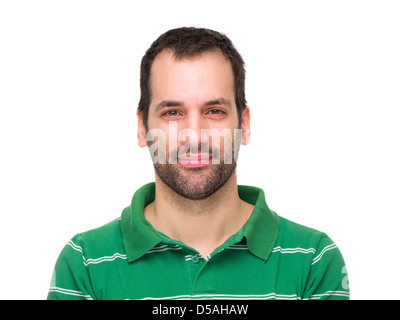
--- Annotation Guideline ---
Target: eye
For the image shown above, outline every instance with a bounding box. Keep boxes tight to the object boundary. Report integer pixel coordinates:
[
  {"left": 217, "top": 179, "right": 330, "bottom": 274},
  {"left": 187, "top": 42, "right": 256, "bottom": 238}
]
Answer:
[
  {"left": 161, "top": 110, "right": 182, "bottom": 118},
  {"left": 206, "top": 109, "right": 226, "bottom": 117}
]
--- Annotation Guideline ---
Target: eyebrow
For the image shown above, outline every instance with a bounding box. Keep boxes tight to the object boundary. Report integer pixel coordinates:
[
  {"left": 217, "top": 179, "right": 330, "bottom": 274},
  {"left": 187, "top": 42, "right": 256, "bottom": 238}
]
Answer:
[
  {"left": 205, "top": 98, "right": 232, "bottom": 109},
  {"left": 155, "top": 97, "right": 232, "bottom": 112},
  {"left": 155, "top": 100, "right": 183, "bottom": 112}
]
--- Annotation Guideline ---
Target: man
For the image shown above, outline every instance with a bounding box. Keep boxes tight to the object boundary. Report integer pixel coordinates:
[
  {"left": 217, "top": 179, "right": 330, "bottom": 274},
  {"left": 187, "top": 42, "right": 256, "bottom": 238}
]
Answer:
[{"left": 48, "top": 27, "right": 350, "bottom": 300}]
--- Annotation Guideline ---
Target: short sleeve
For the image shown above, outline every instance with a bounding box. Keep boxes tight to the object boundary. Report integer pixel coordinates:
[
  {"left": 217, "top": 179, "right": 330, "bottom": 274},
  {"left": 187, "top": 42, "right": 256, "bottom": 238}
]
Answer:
[
  {"left": 302, "top": 233, "right": 350, "bottom": 300},
  {"left": 47, "top": 234, "right": 95, "bottom": 300}
]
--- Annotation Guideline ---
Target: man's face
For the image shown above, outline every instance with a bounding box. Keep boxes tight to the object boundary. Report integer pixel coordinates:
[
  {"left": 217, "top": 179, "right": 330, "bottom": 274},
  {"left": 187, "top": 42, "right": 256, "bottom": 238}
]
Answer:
[{"left": 137, "top": 49, "right": 250, "bottom": 200}]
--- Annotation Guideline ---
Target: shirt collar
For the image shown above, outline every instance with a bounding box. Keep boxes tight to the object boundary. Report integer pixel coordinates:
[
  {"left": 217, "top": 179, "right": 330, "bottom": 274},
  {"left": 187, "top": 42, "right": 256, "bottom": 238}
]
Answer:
[
  {"left": 121, "top": 182, "right": 279, "bottom": 262},
  {"left": 239, "top": 185, "right": 280, "bottom": 260}
]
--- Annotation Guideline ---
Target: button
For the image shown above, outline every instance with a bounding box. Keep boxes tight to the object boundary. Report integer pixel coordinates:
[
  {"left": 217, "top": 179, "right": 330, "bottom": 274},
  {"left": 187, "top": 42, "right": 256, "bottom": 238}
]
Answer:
[{"left": 191, "top": 255, "right": 199, "bottom": 264}]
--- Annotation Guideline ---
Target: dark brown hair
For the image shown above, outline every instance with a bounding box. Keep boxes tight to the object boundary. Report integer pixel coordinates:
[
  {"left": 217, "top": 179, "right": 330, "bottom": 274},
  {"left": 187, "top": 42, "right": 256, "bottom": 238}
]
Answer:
[{"left": 138, "top": 27, "right": 246, "bottom": 130}]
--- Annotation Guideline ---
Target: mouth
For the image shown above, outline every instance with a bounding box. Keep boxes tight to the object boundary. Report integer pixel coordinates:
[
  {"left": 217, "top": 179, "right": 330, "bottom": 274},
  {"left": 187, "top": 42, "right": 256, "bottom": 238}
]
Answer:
[{"left": 178, "top": 154, "right": 212, "bottom": 168}]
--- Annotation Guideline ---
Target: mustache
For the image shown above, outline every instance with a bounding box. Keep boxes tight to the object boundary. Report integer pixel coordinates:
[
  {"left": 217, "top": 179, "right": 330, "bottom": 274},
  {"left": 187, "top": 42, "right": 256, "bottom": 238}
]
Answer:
[
  {"left": 169, "top": 142, "right": 221, "bottom": 160},
  {"left": 148, "top": 133, "right": 240, "bottom": 165}
]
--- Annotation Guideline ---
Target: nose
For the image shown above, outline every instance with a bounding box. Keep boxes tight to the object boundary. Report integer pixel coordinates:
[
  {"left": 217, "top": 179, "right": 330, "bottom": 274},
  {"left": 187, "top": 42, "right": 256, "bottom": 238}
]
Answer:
[{"left": 178, "top": 110, "right": 208, "bottom": 148}]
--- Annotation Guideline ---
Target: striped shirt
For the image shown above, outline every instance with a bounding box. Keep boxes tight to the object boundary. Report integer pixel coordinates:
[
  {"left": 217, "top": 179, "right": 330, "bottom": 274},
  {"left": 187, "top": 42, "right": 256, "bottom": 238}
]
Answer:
[{"left": 47, "top": 183, "right": 350, "bottom": 300}]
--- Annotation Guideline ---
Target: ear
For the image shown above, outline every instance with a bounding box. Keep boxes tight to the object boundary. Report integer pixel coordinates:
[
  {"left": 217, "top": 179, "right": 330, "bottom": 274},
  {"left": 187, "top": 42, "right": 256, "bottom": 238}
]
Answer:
[
  {"left": 240, "top": 106, "right": 251, "bottom": 145},
  {"left": 137, "top": 111, "right": 148, "bottom": 148}
]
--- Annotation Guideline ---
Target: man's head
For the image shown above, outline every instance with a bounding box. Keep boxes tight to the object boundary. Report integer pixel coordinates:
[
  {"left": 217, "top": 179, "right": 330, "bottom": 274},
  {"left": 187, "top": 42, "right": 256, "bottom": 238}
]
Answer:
[
  {"left": 137, "top": 27, "right": 250, "bottom": 200},
  {"left": 138, "top": 27, "right": 247, "bottom": 131}
]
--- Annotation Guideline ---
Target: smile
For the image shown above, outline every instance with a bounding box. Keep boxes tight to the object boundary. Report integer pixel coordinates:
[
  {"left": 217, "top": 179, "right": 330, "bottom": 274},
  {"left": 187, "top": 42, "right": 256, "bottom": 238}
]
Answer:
[{"left": 178, "top": 154, "right": 212, "bottom": 167}]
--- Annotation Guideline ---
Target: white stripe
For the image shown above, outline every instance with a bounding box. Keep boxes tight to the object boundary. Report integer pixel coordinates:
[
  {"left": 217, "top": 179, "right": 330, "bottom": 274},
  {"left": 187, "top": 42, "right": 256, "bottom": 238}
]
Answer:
[
  {"left": 49, "top": 287, "right": 93, "bottom": 300},
  {"left": 67, "top": 240, "right": 127, "bottom": 267},
  {"left": 308, "top": 290, "right": 350, "bottom": 300},
  {"left": 272, "top": 246, "right": 316, "bottom": 254},
  {"left": 67, "top": 240, "right": 88, "bottom": 264},
  {"left": 140, "top": 293, "right": 300, "bottom": 300},
  {"left": 146, "top": 245, "right": 182, "bottom": 254},
  {"left": 185, "top": 254, "right": 202, "bottom": 261},
  {"left": 196, "top": 293, "right": 300, "bottom": 300},
  {"left": 67, "top": 240, "right": 83, "bottom": 254},
  {"left": 148, "top": 244, "right": 169, "bottom": 250},
  {"left": 84, "top": 253, "right": 127, "bottom": 266},
  {"left": 226, "top": 245, "right": 248, "bottom": 250},
  {"left": 73, "top": 245, "right": 183, "bottom": 267},
  {"left": 311, "top": 243, "right": 337, "bottom": 265},
  {"left": 225, "top": 245, "right": 319, "bottom": 256},
  {"left": 141, "top": 294, "right": 192, "bottom": 300}
]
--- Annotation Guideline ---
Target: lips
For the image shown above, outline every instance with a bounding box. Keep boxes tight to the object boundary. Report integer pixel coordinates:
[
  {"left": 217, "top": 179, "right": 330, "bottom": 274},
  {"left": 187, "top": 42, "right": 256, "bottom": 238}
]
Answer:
[{"left": 178, "top": 154, "right": 212, "bottom": 167}]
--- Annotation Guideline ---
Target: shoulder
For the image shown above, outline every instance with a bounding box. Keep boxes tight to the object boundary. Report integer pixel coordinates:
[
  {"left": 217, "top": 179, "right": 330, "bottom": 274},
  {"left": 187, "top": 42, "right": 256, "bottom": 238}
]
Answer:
[
  {"left": 275, "top": 214, "right": 341, "bottom": 261},
  {"left": 274, "top": 217, "right": 350, "bottom": 299},
  {"left": 70, "top": 217, "right": 125, "bottom": 257},
  {"left": 275, "top": 214, "right": 346, "bottom": 268},
  {"left": 276, "top": 215, "right": 327, "bottom": 246}
]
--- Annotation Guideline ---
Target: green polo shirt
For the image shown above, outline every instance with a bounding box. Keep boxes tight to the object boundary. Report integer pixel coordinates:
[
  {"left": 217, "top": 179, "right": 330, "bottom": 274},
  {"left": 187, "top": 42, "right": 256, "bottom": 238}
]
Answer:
[{"left": 47, "top": 183, "right": 350, "bottom": 300}]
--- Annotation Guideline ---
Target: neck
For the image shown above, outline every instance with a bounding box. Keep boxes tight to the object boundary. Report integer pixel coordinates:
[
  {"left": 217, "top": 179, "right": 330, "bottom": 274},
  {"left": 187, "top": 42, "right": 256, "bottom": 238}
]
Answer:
[{"left": 144, "top": 173, "right": 254, "bottom": 258}]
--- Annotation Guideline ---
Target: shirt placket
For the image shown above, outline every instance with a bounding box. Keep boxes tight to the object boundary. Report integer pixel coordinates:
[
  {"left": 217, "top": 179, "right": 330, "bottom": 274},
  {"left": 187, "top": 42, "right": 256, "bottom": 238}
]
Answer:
[{"left": 184, "top": 250, "right": 215, "bottom": 298}]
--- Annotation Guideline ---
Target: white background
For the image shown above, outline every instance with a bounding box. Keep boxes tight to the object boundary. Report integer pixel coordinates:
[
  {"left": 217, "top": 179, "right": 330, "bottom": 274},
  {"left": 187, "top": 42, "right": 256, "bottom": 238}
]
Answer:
[{"left": 1, "top": 0, "right": 399, "bottom": 300}]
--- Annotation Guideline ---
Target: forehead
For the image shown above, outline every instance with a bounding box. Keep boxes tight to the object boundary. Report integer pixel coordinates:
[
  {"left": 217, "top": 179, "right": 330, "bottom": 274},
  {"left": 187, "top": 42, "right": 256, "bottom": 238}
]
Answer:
[
  {"left": 149, "top": 49, "right": 234, "bottom": 103},
  {"left": 152, "top": 48, "right": 232, "bottom": 71}
]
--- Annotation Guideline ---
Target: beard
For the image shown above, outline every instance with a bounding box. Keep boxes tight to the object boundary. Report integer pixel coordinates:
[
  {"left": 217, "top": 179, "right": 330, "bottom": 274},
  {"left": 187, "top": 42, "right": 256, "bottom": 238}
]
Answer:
[{"left": 153, "top": 144, "right": 238, "bottom": 200}]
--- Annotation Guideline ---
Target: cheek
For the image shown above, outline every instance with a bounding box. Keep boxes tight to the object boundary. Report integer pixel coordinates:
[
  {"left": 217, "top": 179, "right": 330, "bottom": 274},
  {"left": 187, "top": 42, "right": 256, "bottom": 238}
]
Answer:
[
  {"left": 146, "top": 117, "right": 160, "bottom": 132},
  {"left": 203, "top": 128, "right": 237, "bottom": 153},
  {"left": 150, "top": 120, "right": 239, "bottom": 153}
]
